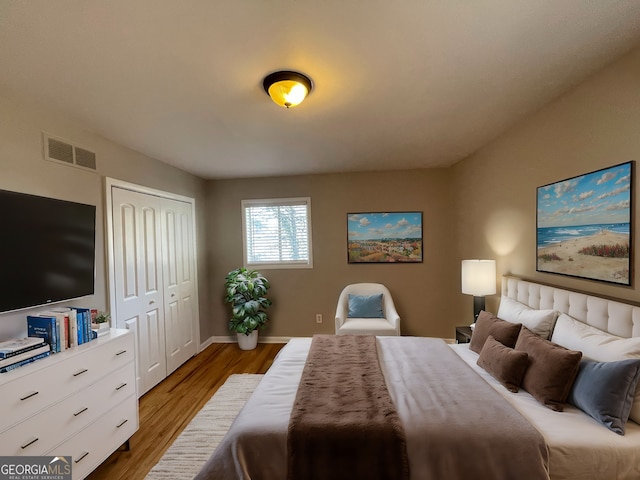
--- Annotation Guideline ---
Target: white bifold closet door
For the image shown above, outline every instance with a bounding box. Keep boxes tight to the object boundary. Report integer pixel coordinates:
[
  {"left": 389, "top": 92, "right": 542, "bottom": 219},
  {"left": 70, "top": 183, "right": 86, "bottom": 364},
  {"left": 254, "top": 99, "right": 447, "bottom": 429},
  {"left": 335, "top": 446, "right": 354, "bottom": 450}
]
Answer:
[{"left": 108, "top": 181, "right": 199, "bottom": 397}]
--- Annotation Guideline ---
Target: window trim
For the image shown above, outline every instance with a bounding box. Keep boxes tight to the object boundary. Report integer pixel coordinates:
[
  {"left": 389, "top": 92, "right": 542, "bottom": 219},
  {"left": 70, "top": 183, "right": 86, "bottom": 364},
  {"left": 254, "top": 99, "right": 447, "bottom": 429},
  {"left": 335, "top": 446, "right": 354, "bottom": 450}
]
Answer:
[{"left": 241, "top": 197, "right": 313, "bottom": 270}]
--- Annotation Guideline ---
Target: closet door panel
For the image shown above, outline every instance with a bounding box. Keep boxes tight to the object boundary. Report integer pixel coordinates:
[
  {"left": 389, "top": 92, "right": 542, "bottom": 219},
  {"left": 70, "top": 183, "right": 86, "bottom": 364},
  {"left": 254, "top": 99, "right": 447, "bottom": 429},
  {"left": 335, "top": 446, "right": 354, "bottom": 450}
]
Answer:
[
  {"left": 163, "top": 201, "right": 197, "bottom": 374},
  {"left": 111, "top": 188, "right": 166, "bottom": 396}
]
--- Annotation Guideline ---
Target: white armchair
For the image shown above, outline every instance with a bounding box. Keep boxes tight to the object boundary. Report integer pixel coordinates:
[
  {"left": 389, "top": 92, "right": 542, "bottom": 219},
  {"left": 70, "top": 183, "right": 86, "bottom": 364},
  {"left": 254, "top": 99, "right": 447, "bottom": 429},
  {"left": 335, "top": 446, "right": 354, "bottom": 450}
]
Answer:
[{"left": 335, "top": 283, "right": 401, "bottom": 336}]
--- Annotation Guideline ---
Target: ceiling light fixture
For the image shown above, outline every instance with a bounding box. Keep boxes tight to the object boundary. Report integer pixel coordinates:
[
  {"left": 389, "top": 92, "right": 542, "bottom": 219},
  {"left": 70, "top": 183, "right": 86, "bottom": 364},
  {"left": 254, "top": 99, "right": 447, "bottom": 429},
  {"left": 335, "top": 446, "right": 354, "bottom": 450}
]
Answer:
[{"left": 262, "top": 70, "right": 313, "bottom": 108}]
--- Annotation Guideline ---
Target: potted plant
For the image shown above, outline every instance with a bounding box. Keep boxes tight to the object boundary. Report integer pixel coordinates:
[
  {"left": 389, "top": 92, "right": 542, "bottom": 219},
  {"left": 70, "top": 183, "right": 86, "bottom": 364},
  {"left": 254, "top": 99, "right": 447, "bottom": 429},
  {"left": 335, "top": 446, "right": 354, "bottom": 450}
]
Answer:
[
  {"left": 92, "top": 311, "right": 111, "bottom": 331},
  {"left": 224, "top": 267, "right": 272, "bottom": 350}
]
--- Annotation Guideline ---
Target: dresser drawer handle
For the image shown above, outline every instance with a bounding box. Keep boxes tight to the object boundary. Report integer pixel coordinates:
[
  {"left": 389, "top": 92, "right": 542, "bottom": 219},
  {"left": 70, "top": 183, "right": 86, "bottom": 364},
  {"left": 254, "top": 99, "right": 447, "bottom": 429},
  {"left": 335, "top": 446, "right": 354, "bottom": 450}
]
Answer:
[
  {"left": 21, "top": 437, "right": 39, "bottom": 449},
  {"left": 20, "top": 391, "right": 39, "bottom": 401},
  {"left": 74, "top": 452, "right": 89, "bottom": 464},
  {"left": 116, "top": 382, "right": 128, "bottom": 391},
  {"left": 116, "top": 419, "right": 128, "bottom": 428},
  {"left": 73, "top": 368, "right": 89, "bottom": 377},
  {"left": 115, "top": 349, "right": 127, "bottom": 356},
  {"left": 73, "top": 407, "right": 88, "bottom": 417}
]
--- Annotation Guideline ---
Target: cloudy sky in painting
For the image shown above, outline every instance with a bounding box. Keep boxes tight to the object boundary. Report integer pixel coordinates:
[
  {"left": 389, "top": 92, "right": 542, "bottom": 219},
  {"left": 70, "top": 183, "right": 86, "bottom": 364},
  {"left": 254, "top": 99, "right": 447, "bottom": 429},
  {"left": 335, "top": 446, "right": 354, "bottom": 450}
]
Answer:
[
  {"left": 348, "top": 212, "right": 422, "bottom": 240},
  {"left": 537, "top": 162, "right": 632, "bottom": 228}
]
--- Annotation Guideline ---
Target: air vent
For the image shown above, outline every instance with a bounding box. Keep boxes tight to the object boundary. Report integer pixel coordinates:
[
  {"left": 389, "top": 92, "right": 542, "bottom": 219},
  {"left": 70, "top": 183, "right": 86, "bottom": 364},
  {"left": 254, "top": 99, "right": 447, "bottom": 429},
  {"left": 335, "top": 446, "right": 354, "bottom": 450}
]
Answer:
[
  {"left": 74, "top": 147, "right": 97, "bottom": 169},
  {"left": 43, "top": 133, "right": 97, "bottom": 172}
]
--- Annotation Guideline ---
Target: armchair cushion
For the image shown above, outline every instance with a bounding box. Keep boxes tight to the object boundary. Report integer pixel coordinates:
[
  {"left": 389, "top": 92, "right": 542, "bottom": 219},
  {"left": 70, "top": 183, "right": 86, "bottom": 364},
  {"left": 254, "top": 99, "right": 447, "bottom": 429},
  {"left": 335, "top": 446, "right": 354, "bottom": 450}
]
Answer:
[{"left": 348, "top": 294, "right": 384, "bottom": 318}]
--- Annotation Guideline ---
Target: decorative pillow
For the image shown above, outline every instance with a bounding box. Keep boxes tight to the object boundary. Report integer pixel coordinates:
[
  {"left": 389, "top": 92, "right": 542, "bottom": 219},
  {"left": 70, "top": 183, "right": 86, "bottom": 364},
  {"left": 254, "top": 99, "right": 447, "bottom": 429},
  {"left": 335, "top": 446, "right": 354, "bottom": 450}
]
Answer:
[
  {"left": 497, "top": 296, "right": 558, "bottom": 339},
  {"left": 477, "top": 335, "right": 529, "bottom": 393},
  {"left": 347, "top": 294, "right": 383, "bottom": 318},
  {"left": 469, "top": 311, "right": 522, "bottom": 354},
  {"left": 551, "top": 313, "right": 640, "bottom": 361},
  {"left": 551, "top": 313, "right": 640, "bottom": 423},
  {"left": 568, "top": 359, "right": 640, "bottom": 435},
  {"left": 515, "top": 327, "right": 582, "bottom": 411}
]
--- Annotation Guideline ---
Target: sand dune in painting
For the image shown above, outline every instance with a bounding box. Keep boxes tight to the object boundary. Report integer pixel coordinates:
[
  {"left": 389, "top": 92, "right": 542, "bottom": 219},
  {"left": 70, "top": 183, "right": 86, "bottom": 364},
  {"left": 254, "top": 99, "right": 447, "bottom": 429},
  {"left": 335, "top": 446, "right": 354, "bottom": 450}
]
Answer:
[{"left": 537, "top": 230, "right": 629, "bottom": 284}]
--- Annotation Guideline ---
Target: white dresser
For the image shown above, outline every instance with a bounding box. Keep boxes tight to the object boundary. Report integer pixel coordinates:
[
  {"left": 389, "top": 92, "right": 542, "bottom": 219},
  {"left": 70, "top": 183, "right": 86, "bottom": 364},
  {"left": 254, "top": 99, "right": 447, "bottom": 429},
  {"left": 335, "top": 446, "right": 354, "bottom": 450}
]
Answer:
[{"left": 0, "top": 328, "right": 138, "bottom": 480}]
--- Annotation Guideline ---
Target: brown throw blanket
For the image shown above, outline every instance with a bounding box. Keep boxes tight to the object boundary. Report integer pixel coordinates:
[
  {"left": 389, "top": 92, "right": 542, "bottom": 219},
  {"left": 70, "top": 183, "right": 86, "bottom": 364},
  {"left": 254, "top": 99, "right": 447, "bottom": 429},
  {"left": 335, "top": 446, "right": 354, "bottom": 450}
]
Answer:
[{"left": 287, "top": 335, "right": 409, "bottom": 480}]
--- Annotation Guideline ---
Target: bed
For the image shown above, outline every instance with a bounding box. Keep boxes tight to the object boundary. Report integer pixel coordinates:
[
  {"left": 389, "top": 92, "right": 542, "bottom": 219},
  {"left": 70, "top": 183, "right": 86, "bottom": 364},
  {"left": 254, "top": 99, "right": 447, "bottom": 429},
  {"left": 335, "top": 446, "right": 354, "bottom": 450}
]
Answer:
[{"left": 196, "top": 277, "right": 640, "bottom": 479}]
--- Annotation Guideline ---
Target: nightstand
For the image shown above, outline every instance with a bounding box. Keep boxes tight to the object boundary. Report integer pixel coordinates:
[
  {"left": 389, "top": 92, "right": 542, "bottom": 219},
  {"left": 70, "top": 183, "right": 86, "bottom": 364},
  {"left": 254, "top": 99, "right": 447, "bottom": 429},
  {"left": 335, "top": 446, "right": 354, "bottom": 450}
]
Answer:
[{"left": 455, "top": 326, "right": 473, "bottom": 344}]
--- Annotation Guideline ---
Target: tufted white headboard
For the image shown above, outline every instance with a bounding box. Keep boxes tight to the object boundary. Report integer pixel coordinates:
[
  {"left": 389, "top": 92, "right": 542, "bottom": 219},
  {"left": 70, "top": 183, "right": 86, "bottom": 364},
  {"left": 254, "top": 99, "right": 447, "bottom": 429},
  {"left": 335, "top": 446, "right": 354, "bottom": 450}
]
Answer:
[{"left": 501, "top": 276, "right": 640, "bottom": 339}]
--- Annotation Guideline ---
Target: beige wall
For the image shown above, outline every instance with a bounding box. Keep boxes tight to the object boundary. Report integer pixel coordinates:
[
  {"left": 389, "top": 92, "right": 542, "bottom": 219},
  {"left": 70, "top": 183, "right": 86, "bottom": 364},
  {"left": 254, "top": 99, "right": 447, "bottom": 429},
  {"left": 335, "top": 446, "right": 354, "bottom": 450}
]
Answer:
[
  {"left": 206, "top": 46, "right": 640, "bottom": 340},
  {"left": 206, "top": 169, "right": 461, "bottom": 338},
  {"left": 0, "top": 93, "right": 211, "bottom": 342},
  {"left": 3, "top": 44, "right": 639, "bottom": 345},
  {"left": 453, "top": 46, "right": 640, "bottom": 314}
]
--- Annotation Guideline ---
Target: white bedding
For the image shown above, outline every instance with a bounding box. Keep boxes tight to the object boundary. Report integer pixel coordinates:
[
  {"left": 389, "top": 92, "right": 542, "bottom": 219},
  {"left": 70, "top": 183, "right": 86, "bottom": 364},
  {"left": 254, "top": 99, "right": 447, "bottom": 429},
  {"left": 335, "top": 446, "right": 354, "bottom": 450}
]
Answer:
[
  {"left": 198, "top": 337, "right": 640, "bottom": 480},
  {"left": 453, "top": 343, "right": 640, "bottom": 480}
]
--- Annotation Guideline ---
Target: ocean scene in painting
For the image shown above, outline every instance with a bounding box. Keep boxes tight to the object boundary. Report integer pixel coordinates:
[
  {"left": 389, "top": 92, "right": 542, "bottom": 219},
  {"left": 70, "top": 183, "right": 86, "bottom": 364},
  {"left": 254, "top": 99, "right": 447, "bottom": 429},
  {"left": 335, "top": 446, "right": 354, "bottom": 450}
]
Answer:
[
  {"left": 536, "top": 162, "right": 632, "bottom": 284},
  {"left": 537, "top": 223, "right": 630, "bottom": 247},
  {"left": 348, "top": 212, "right": 422, "bottom": 263}
]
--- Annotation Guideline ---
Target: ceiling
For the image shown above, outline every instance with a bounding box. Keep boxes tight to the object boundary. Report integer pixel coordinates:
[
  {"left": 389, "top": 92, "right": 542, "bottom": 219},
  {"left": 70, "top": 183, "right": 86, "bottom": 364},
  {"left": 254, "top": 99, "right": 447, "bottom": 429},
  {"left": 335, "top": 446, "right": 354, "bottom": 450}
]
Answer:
[{"left": 1, "top": 1, "right": 640, "bottom": 180}]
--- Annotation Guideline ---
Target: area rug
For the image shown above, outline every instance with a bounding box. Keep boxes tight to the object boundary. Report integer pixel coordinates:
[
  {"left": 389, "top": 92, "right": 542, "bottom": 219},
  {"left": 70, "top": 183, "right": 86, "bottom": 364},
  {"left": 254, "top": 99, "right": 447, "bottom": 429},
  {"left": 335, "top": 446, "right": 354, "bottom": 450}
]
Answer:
[{"left": 145, "top": 373, "right": 263, "bottom": 480}]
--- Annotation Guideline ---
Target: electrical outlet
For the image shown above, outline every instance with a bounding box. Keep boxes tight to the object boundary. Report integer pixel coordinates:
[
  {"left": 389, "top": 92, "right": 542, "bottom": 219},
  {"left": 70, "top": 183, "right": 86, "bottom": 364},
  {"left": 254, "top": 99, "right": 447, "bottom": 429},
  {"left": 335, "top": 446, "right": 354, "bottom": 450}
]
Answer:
[{"left": 315, "top": 314, "right": 323, "bottom": 324}]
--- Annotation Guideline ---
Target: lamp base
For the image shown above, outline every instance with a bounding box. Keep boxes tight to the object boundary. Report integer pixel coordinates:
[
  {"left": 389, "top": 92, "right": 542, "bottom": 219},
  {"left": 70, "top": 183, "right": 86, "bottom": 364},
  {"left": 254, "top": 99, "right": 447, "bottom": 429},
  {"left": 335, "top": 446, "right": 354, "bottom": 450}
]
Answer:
[{"left": 473, "top": 296, "right": 486, "bottom": 323}]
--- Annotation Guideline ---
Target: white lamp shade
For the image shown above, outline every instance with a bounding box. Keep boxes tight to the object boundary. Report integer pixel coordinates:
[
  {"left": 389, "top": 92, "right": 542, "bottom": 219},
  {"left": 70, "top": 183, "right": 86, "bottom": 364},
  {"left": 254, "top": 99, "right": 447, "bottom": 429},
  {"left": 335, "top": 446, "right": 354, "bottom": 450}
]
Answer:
[{"left": 461, "top": 259, "right": 496, "bottom": 296}]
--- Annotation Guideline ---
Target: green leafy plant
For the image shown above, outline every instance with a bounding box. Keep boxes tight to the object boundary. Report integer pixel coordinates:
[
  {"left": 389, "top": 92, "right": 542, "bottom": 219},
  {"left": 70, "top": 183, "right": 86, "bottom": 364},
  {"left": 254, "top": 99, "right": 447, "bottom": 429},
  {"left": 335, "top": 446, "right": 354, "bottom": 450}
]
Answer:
[
  {"left": 94, "top": 311, "right": 110, "bottom": 324},
  {"left": 224, "top": 267, "right": 272, "bottom": 335}
]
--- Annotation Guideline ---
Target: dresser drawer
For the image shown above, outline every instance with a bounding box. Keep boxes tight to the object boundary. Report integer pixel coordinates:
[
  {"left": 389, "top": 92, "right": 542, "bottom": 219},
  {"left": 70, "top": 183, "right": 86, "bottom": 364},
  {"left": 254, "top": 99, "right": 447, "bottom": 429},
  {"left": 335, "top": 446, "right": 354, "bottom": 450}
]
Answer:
[
  {"left": 0, "top": 331, "right": 134, "bottom": 432},
  {"left": 0, "top": 363, "right": 136, "bottom": 456},
  {"left": 49, "top": 395, "right": 138, "bottom": 480}
]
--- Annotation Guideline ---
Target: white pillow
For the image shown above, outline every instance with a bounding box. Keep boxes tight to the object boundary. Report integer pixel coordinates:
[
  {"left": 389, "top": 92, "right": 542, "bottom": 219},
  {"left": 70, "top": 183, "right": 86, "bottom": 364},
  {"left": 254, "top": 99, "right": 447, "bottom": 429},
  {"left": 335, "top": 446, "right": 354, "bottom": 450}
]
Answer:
[
  {"left": 497, "top": 296, "right": 558, "bottom": 339},
  {"left": 551, "top": 313, "right": 640, "bottom": 423}
]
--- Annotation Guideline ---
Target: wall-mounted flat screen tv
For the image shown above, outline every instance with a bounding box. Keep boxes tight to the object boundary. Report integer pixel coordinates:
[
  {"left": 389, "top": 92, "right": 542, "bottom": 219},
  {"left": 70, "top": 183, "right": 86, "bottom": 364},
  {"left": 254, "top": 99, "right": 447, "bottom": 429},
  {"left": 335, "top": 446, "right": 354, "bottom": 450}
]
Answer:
[{"left": 0, "top": 189, "right": 96, "bottom": 313}]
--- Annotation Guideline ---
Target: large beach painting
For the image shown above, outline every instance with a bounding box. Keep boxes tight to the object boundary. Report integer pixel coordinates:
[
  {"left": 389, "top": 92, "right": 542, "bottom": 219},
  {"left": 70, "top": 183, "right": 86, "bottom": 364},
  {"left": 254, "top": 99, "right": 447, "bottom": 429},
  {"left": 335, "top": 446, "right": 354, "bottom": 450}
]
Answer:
[
  {"left": 537, "top": 161, "right": 634, "bottom": 285},
  {"left": 347, "top": 212, "right": 422, "bottom": 263}
]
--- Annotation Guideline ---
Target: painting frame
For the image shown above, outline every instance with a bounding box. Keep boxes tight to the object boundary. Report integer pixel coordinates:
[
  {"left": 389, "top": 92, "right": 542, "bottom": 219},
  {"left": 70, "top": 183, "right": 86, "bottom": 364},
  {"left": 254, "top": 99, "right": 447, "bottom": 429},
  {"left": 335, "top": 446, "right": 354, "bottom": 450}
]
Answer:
[
  {"left": 347, "top": 211, "right": 423, "bottom": 264},
  {"left": 536, "top": 161, "right": 634, "bottom": 286}
]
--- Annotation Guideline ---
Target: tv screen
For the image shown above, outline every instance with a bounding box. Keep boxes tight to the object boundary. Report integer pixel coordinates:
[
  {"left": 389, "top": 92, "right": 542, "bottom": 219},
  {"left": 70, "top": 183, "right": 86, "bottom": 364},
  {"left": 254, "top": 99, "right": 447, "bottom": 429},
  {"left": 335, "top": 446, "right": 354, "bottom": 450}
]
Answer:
[{"left": 0, "top": 189, "right": 96, "bottom": 313}]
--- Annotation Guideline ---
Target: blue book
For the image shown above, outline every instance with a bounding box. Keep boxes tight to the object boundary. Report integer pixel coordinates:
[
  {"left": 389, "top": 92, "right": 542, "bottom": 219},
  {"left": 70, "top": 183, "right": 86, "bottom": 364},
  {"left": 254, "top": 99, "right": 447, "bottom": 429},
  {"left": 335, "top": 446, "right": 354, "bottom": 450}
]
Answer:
[
  {"left": 27, "top": 316, "right": 58, "bottom": 353},
  {"left": 70, "top": 308, "right": 91, "bottom": 344},
  {"left": 0, "top": 350, "right": 51, "bottom": 373}
]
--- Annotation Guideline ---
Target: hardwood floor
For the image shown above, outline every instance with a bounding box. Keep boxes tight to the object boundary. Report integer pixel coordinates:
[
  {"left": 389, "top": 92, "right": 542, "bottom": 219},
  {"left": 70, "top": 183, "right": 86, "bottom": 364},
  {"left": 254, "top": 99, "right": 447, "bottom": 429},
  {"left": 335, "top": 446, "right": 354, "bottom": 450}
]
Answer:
[{"left": 87, "top": 342, "right": 285, "bottom": 480}]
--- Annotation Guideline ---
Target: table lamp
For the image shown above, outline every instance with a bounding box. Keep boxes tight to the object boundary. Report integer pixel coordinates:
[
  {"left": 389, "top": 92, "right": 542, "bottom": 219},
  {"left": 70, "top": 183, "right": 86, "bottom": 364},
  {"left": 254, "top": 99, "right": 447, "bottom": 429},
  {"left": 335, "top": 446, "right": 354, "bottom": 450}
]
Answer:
[{"left": 461, "top": 259, "right": 496, "bottom": 322}]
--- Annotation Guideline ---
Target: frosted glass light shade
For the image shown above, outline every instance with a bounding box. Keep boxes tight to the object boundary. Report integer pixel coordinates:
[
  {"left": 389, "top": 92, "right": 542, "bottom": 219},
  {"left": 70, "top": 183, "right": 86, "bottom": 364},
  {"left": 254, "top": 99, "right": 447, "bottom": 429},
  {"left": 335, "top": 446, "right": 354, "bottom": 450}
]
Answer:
[
  {"left": 461, "top": 259, "right": 496, "bottom": 296},
  {"left": 263, "top": 71, "right": 313, "bottom": 108}
]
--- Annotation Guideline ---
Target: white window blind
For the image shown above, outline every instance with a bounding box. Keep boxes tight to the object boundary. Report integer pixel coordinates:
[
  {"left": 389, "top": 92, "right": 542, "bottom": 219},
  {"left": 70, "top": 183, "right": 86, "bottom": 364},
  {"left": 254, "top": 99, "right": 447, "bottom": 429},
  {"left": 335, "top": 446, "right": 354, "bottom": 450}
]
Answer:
[{"left": 242, "top": 197, "right": 313, "bottom": 269}]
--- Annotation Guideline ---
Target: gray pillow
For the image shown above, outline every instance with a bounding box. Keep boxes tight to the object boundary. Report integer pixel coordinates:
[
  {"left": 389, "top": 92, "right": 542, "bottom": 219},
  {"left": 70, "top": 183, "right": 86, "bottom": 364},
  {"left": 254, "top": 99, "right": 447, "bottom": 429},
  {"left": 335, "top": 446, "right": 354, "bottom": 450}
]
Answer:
[
  {"left": 568, "top": 359, "right": 640, "bottom": 435},
  {"left": 347, "top": 294, "right": 383, "bottom": 318}
]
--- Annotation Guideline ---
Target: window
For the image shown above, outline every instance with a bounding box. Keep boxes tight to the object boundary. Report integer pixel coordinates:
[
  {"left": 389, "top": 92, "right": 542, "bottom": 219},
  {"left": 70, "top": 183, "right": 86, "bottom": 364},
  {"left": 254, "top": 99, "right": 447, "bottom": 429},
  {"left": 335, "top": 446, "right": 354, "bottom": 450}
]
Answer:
[{"left": 242, "top": 197, "right": 313, "bottom": 269}]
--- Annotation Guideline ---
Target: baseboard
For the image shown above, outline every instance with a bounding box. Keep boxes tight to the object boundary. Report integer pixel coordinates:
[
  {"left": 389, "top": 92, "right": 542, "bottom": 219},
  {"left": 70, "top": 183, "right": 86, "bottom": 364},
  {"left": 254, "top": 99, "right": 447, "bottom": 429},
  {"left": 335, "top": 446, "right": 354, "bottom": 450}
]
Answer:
[
  {"left": 202, "top": 335, "right": 293, "bottom": 345},
  {"left": 198, "top": 336, "right": 216, "bottom": 351}
]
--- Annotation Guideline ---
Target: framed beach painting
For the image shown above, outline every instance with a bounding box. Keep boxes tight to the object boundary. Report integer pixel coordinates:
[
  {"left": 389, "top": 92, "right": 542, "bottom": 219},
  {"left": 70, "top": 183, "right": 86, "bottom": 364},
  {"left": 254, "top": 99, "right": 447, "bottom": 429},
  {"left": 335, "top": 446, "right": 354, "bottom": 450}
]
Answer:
[
  {"left": 347, "top": 212, "right": 423, "bottom": 263},
  {"left": 536, "top": 161, "right": 634, "bottom": 285}
]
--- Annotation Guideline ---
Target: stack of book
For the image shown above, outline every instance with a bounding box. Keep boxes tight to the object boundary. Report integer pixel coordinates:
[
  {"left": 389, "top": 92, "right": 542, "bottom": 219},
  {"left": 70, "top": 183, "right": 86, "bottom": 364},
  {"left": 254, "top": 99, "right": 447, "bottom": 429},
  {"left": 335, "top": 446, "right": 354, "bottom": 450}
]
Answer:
[
  {"left": 26, "top": 307, "right": 95, "bottom": 353},
  {"left": 0, "top": 337, "right": 51, "bottom": 373}
]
